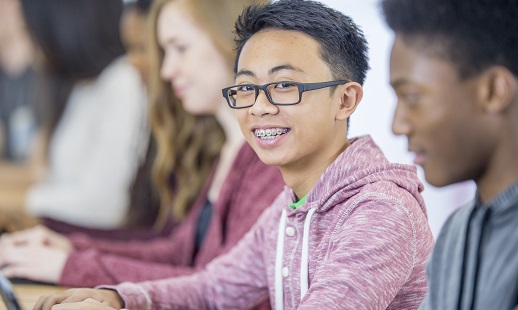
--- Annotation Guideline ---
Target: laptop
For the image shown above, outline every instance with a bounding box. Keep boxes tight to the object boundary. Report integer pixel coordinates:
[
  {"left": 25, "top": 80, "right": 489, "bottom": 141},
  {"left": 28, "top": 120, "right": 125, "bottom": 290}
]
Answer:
[{"left": 0, "top": 274, "right": 22, "bottom": 310}]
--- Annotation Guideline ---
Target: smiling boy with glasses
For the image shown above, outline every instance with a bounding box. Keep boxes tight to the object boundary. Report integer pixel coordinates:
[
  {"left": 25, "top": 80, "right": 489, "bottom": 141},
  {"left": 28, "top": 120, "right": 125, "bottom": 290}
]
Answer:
[{"left": 33, "top": 1, "right": 433, "bottom": 309}]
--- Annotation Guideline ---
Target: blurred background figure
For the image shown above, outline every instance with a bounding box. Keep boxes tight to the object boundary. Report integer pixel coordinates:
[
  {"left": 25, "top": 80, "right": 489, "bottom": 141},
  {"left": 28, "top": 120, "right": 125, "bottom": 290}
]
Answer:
[
  {"left": 0, "top": 0, "right": 41, "bottom": 233},
  {"left": 0, "top": 0, "right": 150, "bottom": 233},
  {"left": 121, "top": 0, "right": 153, "bottom": 86},
  {"left": 0, "top": 0, "right": 38, "bottom": 163},
  {"left": 0, "top": 4, "right": 280, "bottom": 310},
  {"left": 45, "top": 0, "right": 167, "bottom": 240},
  {"left": 113, "top": 0, "right": 167, "bottom": 237}
]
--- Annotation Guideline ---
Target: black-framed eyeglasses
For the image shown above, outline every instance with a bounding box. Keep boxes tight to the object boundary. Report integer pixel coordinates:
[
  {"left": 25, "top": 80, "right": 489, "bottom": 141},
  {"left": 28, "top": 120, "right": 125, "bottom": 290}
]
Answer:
[{"left": 222, "top": 80, "right": 348, "bottom": 109}]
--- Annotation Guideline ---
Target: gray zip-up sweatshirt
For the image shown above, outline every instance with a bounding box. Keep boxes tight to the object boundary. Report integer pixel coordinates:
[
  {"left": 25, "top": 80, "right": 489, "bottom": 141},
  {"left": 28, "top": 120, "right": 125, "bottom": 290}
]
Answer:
[{"left": 420, "top": 182, "right": 518, "bottom": 310}]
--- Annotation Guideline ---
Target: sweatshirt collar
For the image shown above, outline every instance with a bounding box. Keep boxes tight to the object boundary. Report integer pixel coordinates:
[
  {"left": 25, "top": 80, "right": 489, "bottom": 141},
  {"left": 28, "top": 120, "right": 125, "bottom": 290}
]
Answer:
[
  {"left": 475, "top": 181, "right": 518, "bottom": 213},
  {"left": 284, "top": 135, "right": 423, "bottom": 214}
]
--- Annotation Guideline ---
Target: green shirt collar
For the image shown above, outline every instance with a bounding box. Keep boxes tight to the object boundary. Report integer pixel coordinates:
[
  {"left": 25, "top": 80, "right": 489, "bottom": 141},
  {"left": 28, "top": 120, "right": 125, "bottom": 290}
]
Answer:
[{"left": 289, "top": 193, "right": 308, "bottom": 210}]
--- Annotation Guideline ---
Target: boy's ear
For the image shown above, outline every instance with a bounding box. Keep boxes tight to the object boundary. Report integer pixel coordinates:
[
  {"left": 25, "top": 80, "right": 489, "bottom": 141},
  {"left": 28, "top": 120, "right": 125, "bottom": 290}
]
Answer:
[
  {"left": 479, "top": 66, "right": 517, "bottom": 114},
  {"left": 336, "top": 82, "right": 363, "bottom": 121}
]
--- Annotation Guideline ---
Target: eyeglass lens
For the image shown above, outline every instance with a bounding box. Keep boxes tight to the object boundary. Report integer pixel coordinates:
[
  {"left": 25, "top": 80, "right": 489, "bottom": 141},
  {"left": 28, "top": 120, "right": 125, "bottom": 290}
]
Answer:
[{"left": 228, "top": 82, "right": 300, "bottom": 107}]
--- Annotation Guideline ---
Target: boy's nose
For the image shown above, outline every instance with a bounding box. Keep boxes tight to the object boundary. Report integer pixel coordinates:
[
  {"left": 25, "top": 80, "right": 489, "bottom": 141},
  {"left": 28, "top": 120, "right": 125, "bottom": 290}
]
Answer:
[
  {"left": 391, "top": 104, "right": 411, "bottom": 136},
  {"left": 249, "top": 90, "right": 279, "bottom": 116}
]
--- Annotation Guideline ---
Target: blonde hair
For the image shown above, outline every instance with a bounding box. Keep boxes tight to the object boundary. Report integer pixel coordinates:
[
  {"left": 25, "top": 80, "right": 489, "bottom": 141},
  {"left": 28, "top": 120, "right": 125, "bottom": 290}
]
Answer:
[
  {"left": 185, "top": 0, "right": 268, "bottom": 65},
  {"left": 147, "top": 0, "right": 267, "bottom": 228}
]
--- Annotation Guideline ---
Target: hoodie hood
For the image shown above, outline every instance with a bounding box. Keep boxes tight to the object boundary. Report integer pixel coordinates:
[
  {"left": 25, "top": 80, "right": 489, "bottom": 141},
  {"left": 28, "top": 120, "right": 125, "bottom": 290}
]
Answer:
[
  {"left": 275, "top": 135, "right": 429, "bottom": 309},
  {"left": 293, "top": 135, "right": 426, "bottom": 217}
]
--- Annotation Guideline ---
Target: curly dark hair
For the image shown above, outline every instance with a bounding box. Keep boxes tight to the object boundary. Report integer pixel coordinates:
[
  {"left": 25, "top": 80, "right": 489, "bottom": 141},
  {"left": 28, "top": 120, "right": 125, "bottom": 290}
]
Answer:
[
  {"left": 382, "top": 0, "right": 518, "bottom": 79},
  {"left": 234, "top": 0, "right": 370, "bottom": 86}
]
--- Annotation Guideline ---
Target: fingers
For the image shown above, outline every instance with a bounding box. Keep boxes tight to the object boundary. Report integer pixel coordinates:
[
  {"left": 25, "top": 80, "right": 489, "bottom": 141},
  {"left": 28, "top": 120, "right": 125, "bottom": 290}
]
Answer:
[
  {"left": 0, "top": 246, "right": 42, "bottom": 280},
  {"left": 1, "top": 226, "right": 73, "bottom": 256},
  {"left": 50, "top": 298, "right": 119, "bottom": 310},
  {"left": 0, "top": 243, "right": 27, "bottom": 269},
  {"left": 45, "top": 230, "right": 73, "bottom": 252},
  {"left": 33, "top": 289, "right": 120, "bottom": 310},
  {"left": 0, "top": 225, "right": 45, "bottom": 246},
  {"left": 1, "top": 262, "right": 31, "bottom": 279},
  {"left": 0, "top": 242, "right": 32, "bottom": 264},
  {"left": 0, "top": 243, "right": 66, "bottom": 283},
  {"left": 34, "top": 291, "right": 73, "bottom": 310}
]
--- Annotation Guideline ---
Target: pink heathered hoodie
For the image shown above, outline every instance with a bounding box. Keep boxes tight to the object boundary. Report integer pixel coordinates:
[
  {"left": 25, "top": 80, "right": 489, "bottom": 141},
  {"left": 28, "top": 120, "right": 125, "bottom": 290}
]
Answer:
[{"left": 104, "top": 135, "right": 434, "bottom": 310}]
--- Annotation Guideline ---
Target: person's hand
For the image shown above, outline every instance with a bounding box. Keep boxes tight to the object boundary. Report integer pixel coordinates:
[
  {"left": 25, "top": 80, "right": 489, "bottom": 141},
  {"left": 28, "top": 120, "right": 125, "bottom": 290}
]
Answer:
[
  {"left": 0, "top": 241, "right": 68, "bottom": 283},
  {"left": 33, "top": 288, "right": 124, "bottom": 310},
  {"left": 43, "top": 298, "right": 121, "bottom": 310},
  {"left": 0, "top": 225, "right": 72, "bottom": 252}
]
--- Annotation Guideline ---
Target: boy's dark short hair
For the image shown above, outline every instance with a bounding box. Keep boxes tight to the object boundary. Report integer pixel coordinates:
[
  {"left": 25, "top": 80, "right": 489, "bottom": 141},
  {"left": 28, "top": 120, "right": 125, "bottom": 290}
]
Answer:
[
  {"left": 234, "top": 0, "right": 369, "bottom": 85},
  {"left": 382, "top": 0, "right": 518, "bottom": 79}
]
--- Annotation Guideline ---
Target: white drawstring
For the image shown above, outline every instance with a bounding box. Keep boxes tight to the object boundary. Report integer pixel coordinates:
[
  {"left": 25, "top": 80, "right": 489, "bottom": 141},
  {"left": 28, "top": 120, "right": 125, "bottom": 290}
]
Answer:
[
  {"left": 274, "top": 209, "right": 287, "bottom": 310},
  {"left": 300, "top": 207, "right": 316, "bottom": 300},
  {"left": 275, "top": 207, "right": 316, "bottom": 309}
]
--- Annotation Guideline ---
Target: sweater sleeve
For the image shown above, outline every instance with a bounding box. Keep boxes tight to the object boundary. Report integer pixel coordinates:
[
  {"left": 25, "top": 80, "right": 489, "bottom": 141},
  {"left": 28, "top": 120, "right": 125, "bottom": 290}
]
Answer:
[
  {"left": 60, "top": 249, "right": 198, "bottom": 287},
  {"left": 68, "top": 231, "right": 186, "bottom": 263},
  {"left": 60, "top": 224, "right": 196, "bottom": 287},
  {"left": 102, "top": 206, "right": 276, "bottom": 310},
  {"left": 299, "top": 191, "right": 430, "bottom": 309},
  {"left": 60, "top": 145, "right": 284, "bottom": 290}
]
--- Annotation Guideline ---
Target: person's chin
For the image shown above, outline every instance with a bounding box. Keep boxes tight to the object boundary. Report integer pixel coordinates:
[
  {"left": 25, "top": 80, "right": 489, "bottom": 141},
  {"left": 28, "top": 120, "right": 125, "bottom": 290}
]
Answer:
[
  {"left": 248, "top": 144, "right": 277, "bottom": 166},
  {"left": 182, "top": 101, "right": 205, "bottom": 115},
  {"left": 424, "top": 170, "right": 453, "bottom": 188},
  {"left": 257, "top": 155, "right": 283, "bottom": 167}
]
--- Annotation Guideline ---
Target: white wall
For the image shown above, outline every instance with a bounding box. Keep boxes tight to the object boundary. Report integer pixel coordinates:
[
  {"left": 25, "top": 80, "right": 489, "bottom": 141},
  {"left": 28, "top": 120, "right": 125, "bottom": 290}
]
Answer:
[{"left": 318, "top": 0, "right": 476, "bottom": 238}]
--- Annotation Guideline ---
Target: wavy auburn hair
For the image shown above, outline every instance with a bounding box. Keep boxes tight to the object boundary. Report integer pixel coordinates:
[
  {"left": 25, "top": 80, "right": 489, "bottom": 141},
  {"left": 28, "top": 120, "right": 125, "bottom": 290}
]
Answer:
[{"left": 148, "top": 0, "right": 266, "bottom": 228}]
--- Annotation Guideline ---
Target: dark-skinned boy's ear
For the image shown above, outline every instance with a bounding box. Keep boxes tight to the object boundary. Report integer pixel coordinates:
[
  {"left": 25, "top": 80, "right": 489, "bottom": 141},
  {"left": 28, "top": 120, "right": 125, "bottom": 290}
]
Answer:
[{"left": 479, "top": 66, "right": 517, "bottom": 114}]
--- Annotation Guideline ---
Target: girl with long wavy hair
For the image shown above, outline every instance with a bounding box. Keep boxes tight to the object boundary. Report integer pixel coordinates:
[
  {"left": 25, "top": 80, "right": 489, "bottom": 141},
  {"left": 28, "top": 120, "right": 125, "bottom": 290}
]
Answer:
[{"left": 0, "top": 1, "right": 282, "bottom": 308}]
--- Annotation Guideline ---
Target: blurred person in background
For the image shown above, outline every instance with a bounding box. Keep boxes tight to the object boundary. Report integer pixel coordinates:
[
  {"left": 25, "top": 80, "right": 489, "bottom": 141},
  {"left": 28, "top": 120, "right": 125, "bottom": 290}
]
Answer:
[
  {"left": 111, "top": 0, "right": 165, "bottom": 237},
  {"left": 383, "top": 0, "right": 518, "bottom": 308},
  {"left": 121, "top": 0, "right": 153, "bottom": 86},
  {"left": 0, "top": 0, "right": 38, "bottom": 162},
  {"left": 0, "top": 0, "right": 41, "bottom": 232},
  {"left": 0, "top": 0, "right": 150, "bottom": 232},
  {"left": 45, "top": 0, "right": 167, "bottom": 240},
  {"left": 0, "top": 1, "right": 280, "bottom": 309}
]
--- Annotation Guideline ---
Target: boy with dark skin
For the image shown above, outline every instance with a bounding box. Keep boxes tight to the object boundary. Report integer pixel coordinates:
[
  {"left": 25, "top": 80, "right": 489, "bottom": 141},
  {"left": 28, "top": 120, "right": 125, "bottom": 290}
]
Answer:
[{"left": 383, "top": 0, "right": 518, "bottom": 309}]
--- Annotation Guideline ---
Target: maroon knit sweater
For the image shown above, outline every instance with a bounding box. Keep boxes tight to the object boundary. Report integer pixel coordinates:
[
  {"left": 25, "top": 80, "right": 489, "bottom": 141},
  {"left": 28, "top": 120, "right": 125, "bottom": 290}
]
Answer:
[{"left": 60, "top": 143, "right": 284, "bottom": 301}]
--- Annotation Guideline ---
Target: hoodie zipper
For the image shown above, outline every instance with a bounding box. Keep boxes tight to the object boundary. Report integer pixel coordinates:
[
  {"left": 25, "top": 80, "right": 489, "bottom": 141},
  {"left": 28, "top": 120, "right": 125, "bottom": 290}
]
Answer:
[{"left": 457, "top": 206, "right": 491, "bottom": 310}]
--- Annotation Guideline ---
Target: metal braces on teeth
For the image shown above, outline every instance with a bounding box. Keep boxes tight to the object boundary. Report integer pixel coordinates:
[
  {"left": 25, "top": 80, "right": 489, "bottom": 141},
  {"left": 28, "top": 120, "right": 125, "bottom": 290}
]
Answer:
[{"left": 255, "top": 128, "right": 289, "bottom": 138}]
